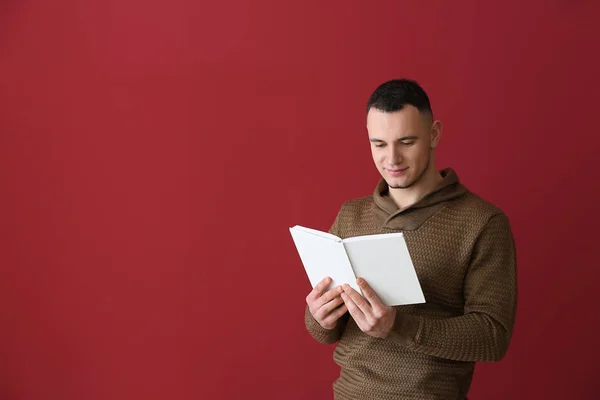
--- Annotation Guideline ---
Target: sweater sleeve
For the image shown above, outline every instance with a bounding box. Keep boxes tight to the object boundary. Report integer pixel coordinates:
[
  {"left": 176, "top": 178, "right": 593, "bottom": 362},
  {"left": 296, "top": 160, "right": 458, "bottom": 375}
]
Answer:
[
  {"left": 386, "top": 213, "right": 518, "bottom": 362},
  {"left": 304, "top": 204, "right": 350, "bottom": 344}
]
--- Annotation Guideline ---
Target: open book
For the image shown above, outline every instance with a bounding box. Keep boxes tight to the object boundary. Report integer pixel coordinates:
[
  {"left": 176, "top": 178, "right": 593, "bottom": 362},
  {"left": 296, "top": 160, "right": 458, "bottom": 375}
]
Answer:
[{"left": 289, "top": 225, "right": 425, "bottom": 307}]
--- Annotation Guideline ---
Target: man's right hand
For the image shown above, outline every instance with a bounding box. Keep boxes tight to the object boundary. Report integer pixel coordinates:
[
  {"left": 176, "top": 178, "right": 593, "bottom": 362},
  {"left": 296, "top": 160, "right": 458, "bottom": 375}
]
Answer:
[{"left": 306, "top": 277, "right": 348, "bottom": 330}]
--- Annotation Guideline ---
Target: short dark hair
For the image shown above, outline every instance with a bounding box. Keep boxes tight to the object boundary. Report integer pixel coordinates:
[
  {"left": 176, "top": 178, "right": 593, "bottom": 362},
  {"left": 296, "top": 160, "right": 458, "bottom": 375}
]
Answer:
[{"left": 366, "top": 78, "right": 433, "bottom": 118}]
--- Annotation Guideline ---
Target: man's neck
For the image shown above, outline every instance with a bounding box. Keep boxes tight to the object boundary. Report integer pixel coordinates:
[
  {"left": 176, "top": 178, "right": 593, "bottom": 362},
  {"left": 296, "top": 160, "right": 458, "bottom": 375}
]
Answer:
[{"left": 388, "top": 169, "right": 444, "bottom": 211}]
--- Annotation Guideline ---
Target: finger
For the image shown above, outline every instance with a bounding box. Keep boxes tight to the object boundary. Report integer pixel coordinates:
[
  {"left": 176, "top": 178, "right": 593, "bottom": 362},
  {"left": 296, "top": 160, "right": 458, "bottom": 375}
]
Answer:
[
  {"left": 341, "top": 291, "right": 365, "bottom": 321},
  {"left": 342, "top": 284, "right": 371, "bottom": 315},
  {"left": 322, "top": 304, "right": 347, "bottom": 326},
  {"left": 315, "top": 285, "right": 344, "bottom": 308},
  {"left": 306, "top": 277, "right": 332, "bottom": 302},
  {"left": 357, "top": 278, "right": 384, "bottom": 310},
  {"left": 317, "top": 295, "right": 344, "bottom": 316}
]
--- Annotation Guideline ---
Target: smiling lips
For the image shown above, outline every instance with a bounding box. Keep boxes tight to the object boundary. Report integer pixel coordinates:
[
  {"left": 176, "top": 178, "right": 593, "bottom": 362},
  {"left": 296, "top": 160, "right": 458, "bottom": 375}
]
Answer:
[{"left": 386, "top": 167, "right": 408, "bottom": 177}]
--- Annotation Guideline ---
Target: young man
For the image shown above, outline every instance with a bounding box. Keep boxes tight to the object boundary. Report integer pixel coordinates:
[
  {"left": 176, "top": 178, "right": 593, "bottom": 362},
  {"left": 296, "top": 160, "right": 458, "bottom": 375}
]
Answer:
[{"left": 304, "top": 79, "right": 518, "bottom": 399}]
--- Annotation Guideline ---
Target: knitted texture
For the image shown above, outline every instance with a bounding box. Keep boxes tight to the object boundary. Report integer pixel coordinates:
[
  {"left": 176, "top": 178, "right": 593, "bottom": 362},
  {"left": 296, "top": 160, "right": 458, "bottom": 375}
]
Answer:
[{"left": 304, "top": 169, "right": 517, "bottom": 400}]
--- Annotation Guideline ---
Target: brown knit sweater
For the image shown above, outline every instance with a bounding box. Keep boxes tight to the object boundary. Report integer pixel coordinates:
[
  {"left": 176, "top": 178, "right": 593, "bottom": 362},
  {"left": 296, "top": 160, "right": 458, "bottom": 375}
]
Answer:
[{"left": 305, "top": 168, "right": 517, "bottom": 400}]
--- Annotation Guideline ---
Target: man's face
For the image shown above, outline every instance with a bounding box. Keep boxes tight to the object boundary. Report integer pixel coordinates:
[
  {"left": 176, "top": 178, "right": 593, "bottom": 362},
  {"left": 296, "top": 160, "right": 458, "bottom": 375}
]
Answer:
[{"left": 366, "top": 105, "right": 439, "bottom": 189}]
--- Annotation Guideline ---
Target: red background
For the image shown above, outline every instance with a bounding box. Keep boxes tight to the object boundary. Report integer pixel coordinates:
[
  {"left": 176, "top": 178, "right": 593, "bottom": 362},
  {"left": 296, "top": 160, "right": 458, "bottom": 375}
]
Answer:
[{"left": 1, "top": 1, "right": 599, "bottom": 399}]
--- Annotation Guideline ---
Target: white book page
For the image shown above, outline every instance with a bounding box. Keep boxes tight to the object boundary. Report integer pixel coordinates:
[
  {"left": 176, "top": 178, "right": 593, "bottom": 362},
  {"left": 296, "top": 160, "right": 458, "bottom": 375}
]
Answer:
[
  {"left": 290, "top": 227, "right": 359, "bottom": 292},
  {"left": 343, "top": 233, "right": 425, "bottom": 306},
  {"left": 289, "top": 225, "right": 341, "bottom": 241}
]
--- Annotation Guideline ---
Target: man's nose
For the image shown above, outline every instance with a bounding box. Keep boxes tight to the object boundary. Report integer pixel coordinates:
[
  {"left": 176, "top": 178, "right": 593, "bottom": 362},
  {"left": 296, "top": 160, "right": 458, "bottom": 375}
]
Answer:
[{"left": 388, "top": 146, "right": 403, "bottom": 164}]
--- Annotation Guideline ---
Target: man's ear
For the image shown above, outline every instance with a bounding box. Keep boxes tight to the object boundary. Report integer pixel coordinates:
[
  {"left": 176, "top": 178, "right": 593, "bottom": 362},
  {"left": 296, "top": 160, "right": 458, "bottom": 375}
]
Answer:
[{"left": 430, "top": 120, "right": 442, "bottom": 148}]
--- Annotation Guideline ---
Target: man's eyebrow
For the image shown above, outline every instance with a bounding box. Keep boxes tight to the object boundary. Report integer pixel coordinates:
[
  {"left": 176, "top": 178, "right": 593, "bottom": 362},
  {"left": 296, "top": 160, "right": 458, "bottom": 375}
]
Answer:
[{"left": 369, "top": 136, "right": 418, "bottom": 142}]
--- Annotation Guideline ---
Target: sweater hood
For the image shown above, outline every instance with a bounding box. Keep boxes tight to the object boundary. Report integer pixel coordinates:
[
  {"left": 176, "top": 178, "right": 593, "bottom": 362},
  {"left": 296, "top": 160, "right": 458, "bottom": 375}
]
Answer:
[{"left": 373, "top": 168, "right": 468, "bottom": 230}]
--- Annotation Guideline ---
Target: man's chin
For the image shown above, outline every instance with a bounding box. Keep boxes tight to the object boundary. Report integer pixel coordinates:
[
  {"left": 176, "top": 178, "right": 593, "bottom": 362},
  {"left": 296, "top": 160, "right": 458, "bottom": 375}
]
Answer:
[{"left": 385, "top": 178, "right": 414, "bottom": 190}]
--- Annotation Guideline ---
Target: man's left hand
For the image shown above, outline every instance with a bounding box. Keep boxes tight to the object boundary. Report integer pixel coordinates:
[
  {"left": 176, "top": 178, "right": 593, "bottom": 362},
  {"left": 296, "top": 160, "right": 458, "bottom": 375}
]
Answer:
[{"left": 341, "top": 278, "right": 396, "bottom": 339}]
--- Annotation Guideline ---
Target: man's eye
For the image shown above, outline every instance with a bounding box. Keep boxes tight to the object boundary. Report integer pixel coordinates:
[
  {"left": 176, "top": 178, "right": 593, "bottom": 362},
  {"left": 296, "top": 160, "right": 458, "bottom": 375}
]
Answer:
[
  {"left": 402, "top": 141, "right": 415, "bottom": 146},
  {"left": 374, "top": 143, "right": 385, "bottom": 148}
]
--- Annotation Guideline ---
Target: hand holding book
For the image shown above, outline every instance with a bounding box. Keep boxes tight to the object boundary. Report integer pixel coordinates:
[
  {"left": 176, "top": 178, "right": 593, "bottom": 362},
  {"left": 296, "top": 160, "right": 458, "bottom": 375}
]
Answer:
[
  {"left": 340, "top": 278, "right": 397, "bottom": 339},
  {"left": 305, "top": 276, "right": 347, "bottom": 330}
]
